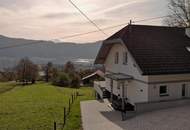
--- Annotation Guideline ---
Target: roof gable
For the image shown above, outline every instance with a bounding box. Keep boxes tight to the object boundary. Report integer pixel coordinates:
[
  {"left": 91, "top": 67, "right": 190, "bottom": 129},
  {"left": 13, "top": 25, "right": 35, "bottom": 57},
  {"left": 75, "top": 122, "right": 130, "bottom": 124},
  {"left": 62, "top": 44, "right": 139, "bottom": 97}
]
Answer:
[{"left": 95, "top": 25, "right": 190, "bottom": 75}]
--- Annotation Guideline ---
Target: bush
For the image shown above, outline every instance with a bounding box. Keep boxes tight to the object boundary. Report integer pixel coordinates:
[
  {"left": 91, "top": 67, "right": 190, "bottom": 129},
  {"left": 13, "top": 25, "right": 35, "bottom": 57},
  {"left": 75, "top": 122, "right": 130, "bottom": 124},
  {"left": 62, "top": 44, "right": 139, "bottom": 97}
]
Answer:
[
  {"left": 52, "top": 72, "right": 70, "bottom": 87},
  {"left": 70, "top": 73, "right": 81, "bottom": 88},
  {"left": 52, "top": 71, "right": 81, "bottom": 88}
]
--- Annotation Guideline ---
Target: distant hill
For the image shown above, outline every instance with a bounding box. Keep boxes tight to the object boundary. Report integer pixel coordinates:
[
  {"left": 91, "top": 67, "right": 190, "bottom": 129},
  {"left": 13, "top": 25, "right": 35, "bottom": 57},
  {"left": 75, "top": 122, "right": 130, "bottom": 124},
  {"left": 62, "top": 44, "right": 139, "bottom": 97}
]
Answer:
[{"left": 0, "top": 35, "right": 102, "bottom": 69}]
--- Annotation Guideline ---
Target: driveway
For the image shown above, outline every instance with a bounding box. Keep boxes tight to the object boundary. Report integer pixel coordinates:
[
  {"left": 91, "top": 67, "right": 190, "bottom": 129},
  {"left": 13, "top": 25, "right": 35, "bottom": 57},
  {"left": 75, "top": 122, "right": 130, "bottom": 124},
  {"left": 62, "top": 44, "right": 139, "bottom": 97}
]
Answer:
[{"left": 81, "top": 100, "right": 190, "bottom": 130}]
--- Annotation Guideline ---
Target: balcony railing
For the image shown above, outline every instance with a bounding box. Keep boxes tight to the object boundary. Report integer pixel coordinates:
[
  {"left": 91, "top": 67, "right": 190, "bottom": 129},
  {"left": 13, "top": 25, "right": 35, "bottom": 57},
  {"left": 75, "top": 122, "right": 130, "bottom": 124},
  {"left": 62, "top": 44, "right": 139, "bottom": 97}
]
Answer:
[{"left": 94, "top": 81, "right": 106, "bottom": 98}]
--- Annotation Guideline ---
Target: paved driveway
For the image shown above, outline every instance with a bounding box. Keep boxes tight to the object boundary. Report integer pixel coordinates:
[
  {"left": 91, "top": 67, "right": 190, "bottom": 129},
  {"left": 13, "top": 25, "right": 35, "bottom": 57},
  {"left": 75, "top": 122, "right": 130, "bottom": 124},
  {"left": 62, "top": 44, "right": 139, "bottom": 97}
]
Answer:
[{"left": 81, "top": 100, "right": 190, "bottom": 130}]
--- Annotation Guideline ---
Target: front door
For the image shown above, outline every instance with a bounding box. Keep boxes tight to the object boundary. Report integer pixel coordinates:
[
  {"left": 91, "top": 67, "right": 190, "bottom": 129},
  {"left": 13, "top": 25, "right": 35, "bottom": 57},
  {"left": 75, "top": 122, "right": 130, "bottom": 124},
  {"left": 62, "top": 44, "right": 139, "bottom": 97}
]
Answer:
[{"left": 182, "top": 84, "right": 186, "bottom": 97}]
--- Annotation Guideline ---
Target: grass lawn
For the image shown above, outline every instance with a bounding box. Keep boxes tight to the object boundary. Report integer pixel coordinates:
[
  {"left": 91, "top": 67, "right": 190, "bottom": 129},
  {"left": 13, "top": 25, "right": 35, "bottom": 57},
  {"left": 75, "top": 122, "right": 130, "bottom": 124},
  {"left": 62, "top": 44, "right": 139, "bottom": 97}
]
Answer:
[
  {"left": 0, "top": 82, "right": 95, "bottom": 130},
  {"left": 0, "top": 82, "right": 17, "bottom": 94}
]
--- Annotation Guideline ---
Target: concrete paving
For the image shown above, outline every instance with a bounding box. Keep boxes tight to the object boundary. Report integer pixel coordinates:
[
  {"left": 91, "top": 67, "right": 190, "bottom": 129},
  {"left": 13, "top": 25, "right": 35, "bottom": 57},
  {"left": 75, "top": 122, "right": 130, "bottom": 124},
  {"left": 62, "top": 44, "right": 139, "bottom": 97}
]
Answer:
[{"left": 81, "top": 100, "right": 190, "bottom": 130}]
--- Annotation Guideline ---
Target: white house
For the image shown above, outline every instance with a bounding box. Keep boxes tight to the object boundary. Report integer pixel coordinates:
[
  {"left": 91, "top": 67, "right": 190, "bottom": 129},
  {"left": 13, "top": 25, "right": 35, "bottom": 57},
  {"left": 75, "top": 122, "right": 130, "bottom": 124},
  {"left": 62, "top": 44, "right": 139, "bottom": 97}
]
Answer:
[{"left": 94, "top": 24, "right": 190, "bottom": 113}]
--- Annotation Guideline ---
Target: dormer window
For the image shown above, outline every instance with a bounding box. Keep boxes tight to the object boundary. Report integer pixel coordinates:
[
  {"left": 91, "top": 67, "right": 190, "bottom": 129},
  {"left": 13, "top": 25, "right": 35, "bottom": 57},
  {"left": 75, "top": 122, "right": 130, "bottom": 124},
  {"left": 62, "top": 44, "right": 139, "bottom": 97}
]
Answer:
[
  {"left": 115, "top": 52, "right": 119, "bottom": 64},
  {"left": 123, "top": 52, "right": 128, "bottom": 65}
]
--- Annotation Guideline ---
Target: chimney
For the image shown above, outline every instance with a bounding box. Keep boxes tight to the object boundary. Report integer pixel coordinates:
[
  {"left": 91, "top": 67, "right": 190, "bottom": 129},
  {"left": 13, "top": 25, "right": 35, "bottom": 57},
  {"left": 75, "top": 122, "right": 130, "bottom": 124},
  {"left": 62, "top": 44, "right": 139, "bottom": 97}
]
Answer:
[{"left": 186, "top": 27, "right": 190, "bottom": 38}]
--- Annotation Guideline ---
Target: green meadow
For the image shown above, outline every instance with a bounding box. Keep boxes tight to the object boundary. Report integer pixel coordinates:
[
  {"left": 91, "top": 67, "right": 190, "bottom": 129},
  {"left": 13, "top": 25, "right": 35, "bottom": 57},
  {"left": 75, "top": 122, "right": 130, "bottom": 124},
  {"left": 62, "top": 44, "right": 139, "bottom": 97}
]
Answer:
[{"left": 0, "top": 82, "right": 94, "bottom": 130}]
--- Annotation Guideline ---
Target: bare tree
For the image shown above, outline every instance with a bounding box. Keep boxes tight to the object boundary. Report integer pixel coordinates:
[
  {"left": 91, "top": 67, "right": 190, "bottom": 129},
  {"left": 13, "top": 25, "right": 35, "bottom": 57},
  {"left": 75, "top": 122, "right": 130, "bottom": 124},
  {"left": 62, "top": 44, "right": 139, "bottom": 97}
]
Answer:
[
  {"left": 64, "top": 61, "right": 75, "bottom": 74},
  {"left": 164, "top": 0, "right": 190, "bottom": 27},
  {"left": 45, "top": 62, "right": 53, "bottom": 82},
  {"left": 0, "top": 68, "right": 16, "bottom": 81},
  {"left": 16, "top": 58, "right": 38, "bottom": 85}
]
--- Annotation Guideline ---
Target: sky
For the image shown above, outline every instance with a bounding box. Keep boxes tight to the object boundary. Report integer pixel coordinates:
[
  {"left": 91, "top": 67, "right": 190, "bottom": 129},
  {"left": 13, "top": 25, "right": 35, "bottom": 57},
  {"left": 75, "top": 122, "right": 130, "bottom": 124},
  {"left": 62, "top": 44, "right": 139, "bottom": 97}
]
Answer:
[{"left": 0, "top": 0, "right": 169, "bottom": 43}]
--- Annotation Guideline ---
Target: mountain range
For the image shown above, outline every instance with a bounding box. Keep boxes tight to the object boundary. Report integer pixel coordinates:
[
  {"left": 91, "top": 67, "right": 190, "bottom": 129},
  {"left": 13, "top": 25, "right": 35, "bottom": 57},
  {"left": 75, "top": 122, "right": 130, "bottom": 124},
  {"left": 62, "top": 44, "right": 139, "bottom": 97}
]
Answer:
[{"left": 0, "top": 35, "right": 102, "bottom": 69}]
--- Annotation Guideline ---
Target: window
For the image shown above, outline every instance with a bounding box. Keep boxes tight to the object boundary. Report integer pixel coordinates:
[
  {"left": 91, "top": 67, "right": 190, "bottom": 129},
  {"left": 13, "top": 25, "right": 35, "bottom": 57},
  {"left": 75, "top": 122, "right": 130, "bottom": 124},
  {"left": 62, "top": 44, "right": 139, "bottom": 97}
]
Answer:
[
  {"left": 123, "top": 52, "right": 128, "bottom": 65},
  {"left": 159, "top": 85, "right": 168, "bottom": 96},
  {"left": 115, "top": 52, "right": 119, "bottom": 64},
  {"left": 182, "top": 84, "right": 186, "bottom": 97}
]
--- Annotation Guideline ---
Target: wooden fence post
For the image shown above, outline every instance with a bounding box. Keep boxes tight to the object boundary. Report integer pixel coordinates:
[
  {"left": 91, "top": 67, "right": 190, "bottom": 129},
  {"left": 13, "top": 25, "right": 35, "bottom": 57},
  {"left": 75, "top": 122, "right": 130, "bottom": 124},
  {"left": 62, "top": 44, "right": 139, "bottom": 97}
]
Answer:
[
  {"left": 74, "top": 92, "right": 76, "bottom": 99},
  {"left": 64, "top": 107, "right": 66, "bottom": 126},
  {"left": 54, "top": 122, "right": 56, "bottom": 130},
  {"left": 76, "top": 91, "right": 77, "bottom": 98},
  {"left": 69, "top": 99, "right": 71, "bottom": 113},
  {"left": 72, "top": 94, "right": 74, "bottom": 103}
]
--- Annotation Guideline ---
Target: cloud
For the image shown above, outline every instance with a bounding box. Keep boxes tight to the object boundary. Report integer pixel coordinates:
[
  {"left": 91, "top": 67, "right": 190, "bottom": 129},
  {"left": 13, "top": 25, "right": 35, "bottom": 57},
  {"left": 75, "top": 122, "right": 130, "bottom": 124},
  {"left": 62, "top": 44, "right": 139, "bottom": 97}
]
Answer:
[
  {"left": 42, "top": 12, "right": 77, "bottom": 19},
  {"left": 94, "top": 0, "right": 148, "bottom": 15},
  {"left": 0, "top": 0, "right": 37, "bottom": 10},
  {"left": 104, "top": 0, "right": 168, "bottom": 19},
  {"left": 0, "top": 0, "right": 169, "bottom": 43},
  {"left": 68, "top": 18, "right": 113, "bottom": 26}
]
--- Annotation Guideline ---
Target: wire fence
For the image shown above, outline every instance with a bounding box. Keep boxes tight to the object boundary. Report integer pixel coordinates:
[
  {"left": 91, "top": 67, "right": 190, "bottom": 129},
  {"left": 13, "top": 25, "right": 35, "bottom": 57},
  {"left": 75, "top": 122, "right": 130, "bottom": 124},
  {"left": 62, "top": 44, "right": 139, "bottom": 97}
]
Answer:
[{"left": 53, "top": 91, "right": 79, "bottom": 130}]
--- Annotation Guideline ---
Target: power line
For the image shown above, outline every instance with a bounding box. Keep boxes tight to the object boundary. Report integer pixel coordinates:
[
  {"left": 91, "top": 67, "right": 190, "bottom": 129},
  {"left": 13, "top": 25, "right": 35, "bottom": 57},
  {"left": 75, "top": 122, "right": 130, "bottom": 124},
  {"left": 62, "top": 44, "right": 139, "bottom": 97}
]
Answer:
[
  {"left": 68, "top": 0, "right": 107, "bottom": 36},
  {"left": 133, "top": 15, "right": 171, "bottom": 23},
  {"left": 0, "top": 15, "right": 171, "bottom": 50},
  {"left": 58, "top": 24, "right": 127, "bottom": 40},
  {"left": 59, "top": 15, "right": 171, "bottom": 40}
]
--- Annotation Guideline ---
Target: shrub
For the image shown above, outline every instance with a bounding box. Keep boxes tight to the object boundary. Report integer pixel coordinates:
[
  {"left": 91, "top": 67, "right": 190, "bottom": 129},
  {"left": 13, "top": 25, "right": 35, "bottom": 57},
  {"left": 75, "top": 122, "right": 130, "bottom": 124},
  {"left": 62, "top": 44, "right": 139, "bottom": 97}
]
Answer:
[
  {"left": 52, "top": 72, "right": 70, "bottom": 87},
  {"left": 70, "top": 73, "right": 81, "bottom": 88},
  {"left": 52, "top": 71, "right": 81, "bottom": 88}
]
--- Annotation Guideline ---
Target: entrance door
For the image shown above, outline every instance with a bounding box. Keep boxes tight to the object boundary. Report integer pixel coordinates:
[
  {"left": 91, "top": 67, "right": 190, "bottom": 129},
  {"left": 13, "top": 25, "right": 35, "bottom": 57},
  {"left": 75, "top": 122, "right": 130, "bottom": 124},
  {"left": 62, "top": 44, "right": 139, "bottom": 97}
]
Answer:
[{"left": 182, "top": 84, "right": 186, "bottom": 97}]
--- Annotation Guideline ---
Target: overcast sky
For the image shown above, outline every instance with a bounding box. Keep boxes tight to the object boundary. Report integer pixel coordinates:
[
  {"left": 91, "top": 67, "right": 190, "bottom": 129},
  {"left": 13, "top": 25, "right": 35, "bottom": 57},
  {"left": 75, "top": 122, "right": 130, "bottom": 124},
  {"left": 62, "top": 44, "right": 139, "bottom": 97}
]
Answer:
[{"left": 0, "top": 0, "right": 169, "bottom": 43}]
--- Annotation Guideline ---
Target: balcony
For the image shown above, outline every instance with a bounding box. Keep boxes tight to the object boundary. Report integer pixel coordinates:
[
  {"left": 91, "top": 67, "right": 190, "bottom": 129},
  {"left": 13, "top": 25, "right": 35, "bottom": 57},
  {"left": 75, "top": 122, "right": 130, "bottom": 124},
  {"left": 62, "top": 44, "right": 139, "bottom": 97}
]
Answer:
[{"left": 94, "top": 81, "right": 109, "bottom": 99}]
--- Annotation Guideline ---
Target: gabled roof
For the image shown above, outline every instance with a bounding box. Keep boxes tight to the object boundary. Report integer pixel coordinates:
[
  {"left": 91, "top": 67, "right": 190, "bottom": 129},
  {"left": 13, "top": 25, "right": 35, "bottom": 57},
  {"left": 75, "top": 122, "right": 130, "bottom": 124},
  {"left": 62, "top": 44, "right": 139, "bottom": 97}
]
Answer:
[
  {"left": 95, "top": 24, "right": 190, "bottom": 75},
  {"left": 82, "top": 70, "right": 105, "bottom": 80}
]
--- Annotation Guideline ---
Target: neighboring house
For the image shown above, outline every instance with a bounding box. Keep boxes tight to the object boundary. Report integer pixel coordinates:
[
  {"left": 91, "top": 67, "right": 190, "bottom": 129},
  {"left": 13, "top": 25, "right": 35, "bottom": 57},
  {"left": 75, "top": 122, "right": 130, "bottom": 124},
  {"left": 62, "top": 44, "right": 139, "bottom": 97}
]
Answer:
[
  {"left": 38, "top": 71, "right": 46, "bottom": 79},
  {"left": 82, "top": 70, "right": 105, "bottom": 86},
  {"left": 94, "top": 24, "right": 190, "bottom": 113}
]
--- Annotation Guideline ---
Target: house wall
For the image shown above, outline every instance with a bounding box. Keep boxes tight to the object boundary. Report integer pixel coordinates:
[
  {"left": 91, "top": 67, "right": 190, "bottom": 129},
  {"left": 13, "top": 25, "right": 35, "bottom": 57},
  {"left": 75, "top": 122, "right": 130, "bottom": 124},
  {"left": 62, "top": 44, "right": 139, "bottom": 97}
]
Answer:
[
  {"left": 105, "top": 77, "right": 149, "bottom": 104},
  {"left": 148, "top": 74, "right": 190, "bottom": 102},
  {"left": 105, "top": 78, "right": 148, "bottom": 105},
  {"left": 104, "top": 43, "right": 148, "bottom": 82},
  {"left": 148, "top": 82, "right": 190, "bottom": 102},
  {"left": 127, "top": 80, "right": 148, "bottom": 105},
  {"left": 104, "top": 43, "right": 149, "bottom": 104}
]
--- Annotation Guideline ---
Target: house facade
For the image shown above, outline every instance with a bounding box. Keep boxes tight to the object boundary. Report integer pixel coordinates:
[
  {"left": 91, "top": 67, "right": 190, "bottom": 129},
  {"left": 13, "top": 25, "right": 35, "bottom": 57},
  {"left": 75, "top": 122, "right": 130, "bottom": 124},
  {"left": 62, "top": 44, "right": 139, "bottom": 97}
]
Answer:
[{"left": 94, "top": 24, "right": 190, "bottom": 112}]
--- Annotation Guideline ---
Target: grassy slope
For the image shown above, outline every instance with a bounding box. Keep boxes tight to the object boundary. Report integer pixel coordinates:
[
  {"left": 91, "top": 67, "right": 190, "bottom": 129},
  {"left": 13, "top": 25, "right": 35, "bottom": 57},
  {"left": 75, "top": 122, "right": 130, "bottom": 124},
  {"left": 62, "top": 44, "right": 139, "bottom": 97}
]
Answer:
[
  {"left": 0, "top": 83, "right": 94, "bottom": 130},
  {"left": 0, "top": 82, "right": 16, "bottom": 94},
  {"left": 63, "top": 86, "right": 95, "bottom": 130}
]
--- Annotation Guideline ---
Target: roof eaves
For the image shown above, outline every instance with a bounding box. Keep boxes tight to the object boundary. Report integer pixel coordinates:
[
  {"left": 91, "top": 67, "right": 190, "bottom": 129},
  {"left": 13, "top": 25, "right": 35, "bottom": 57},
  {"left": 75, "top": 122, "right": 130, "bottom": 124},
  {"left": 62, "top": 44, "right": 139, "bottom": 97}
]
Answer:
[
  {"left": 94, "top": 38, "right": 123, "bottom": 64},
  {"left": 142, "top": 70, "right": 190, "bottom": 76},
  {"left": 119, "top": 38, "right": 144, "bottom": 75}
]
